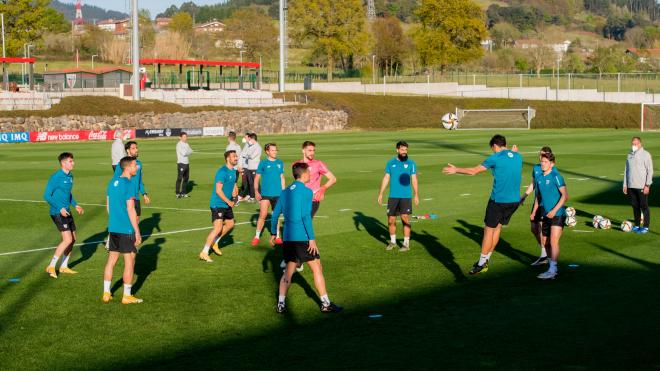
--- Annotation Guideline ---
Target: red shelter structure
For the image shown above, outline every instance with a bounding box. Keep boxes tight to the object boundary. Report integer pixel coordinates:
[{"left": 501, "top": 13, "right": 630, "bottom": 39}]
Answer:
[{"left": 1, "top": 57, "right": 36, "bottom": 91}]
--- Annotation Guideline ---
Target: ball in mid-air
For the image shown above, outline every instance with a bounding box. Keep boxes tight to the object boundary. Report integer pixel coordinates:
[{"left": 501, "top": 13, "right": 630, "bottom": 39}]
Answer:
[
  {"left": 620, "top": 220, "right": 633, "bottom": 232},
  {"left": 441, "top": 113, "right": 458, "bottom": 130}
]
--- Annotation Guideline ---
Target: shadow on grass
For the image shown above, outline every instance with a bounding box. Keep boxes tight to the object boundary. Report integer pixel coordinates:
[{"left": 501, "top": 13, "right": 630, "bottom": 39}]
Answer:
[
  {"left": 185, "top": 180, "right": 197, "bottom": 195},
  {"left": 261, "top": 245, "right": 321, "bottom": 307},
  {"left": 132, "top": 237, "right": 165, "bottom": 294},
  {"left": 453, "top": 219, "right": 537, "bottom": 265}
]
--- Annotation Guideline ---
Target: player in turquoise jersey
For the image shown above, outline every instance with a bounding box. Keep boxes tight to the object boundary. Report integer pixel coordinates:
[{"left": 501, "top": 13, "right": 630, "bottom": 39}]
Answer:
[
  {"left": 44, "top": 152, "right": 85, "bottom": 278},
  {"left": 519, "top": 146, "right": 553, "bottom": 266},
  {"left": 102, "top": 156, "right": 143, "bottom": 304},
  {"left": 533, "top": 152, "right": 568, "bottom": 280},
  {"left": 252, "top": 143, "right": 285, "bottom": 246},
  {"left": 443, "top": 134, "right": 523, "bottom": 275},
  {"left": 270, "top": 162, "right": 342, "bottom": 314},
  {"left": 377, "top": 141, "right": 419, "bottom": 252},
  {"left": 199, "top": 150, "right": 239, "bottom": 262}
]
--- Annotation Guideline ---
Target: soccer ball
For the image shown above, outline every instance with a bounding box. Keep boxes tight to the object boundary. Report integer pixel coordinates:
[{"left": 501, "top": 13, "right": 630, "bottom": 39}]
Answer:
[
  {"left": 565, "top": 207, "right": 576, "bottom": 217},
  {"left": 565, "top": 216, "right": 577, "bottom": 227},
  {"left": 621, "top": 220, "right": 633, "bottom": 232},
  {"left": 598, "top": 218, "right": 612, "bottom": 230},
  {"left": 592, "top": 215, "right": 604, "bottom": 228},
  {"left": 441, "top": 113, "right": 458, "bottom": 130}
]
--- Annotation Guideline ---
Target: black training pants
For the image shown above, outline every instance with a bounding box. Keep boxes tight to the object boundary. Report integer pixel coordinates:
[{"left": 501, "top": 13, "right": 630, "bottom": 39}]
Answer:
[
  {"left": 176, "top": 163, "right": 190, "bottom": 195},
  {"left": 629, "top": 188, "right": 650, "bottom": 228},
  {"left": 240, "top": 169, "right": 256, "bottom": 198}
]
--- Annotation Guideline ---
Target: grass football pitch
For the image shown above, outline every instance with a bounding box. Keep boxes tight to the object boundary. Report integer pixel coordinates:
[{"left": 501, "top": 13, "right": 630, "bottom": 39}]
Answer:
[{"left": 0, "top": 129, "right": 658, "bottom": 370}]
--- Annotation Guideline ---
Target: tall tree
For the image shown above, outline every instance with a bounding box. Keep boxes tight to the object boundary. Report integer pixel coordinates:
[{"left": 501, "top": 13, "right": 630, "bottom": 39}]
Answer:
[
  {"left": 288, "top": 0, "right": 368, "bottom": 80},
  {"left": 0, "top": 0, "right": 70, "bottom": 56},
  {"left": 224, "top": 8, "right": 278, "bottom": 60},
  {"left": 371, "top": 17, "right": 407, "bottom": 76},
  {"left": 413, "top": 0, "right": 488, "bottom": 71},
  {"left": 169, "top": 12, "right": 194, "bottom": 38}
]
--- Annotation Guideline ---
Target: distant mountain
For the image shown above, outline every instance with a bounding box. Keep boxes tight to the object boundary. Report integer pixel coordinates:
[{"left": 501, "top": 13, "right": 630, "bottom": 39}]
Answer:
[{"left": 50, "top": 0, "right": 129, "bottom": 23}]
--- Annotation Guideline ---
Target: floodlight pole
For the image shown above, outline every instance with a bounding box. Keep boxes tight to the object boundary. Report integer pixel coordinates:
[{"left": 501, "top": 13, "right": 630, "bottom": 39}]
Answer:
[
  {"left": 131, "top": 0, "right": 140, "bottom": 101},
  {"left": 278, "top": 0, "right": 286, "bottom": 92},
  {"left": 1, "top": 13, "right": 6, "bottom": 90},
  {"left": 92, "top": 54, "right": 98, "bottom": 69}
]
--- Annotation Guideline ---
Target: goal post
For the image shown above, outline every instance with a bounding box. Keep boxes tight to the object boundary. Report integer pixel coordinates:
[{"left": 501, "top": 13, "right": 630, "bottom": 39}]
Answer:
[
  {"left": 641, "top": 103, "right": 660, "bottom": 132},
  {"left": 455, "top": 107, "right": 535, "bottom": 130}
]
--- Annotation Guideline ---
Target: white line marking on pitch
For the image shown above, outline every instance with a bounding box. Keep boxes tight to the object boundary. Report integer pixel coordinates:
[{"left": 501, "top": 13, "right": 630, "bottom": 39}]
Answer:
[
  {"left": 338, "top": 208, "right": 352, "bottom": 212},
  {"left": 357, "top": 170, "right": 373, "bottom": 173},
  {"left": 572, "top": 230, "right": 595, "bottom": 233},
  {"left": 0, "top": 221, "right": 255, "bottom": 257},
  {"left": 423, "top": 198, "right": 433, "bottom": 201},
  {"left": 568, "top": 178, "right": 590, "bottom": 181},
  {"left": 0, "top": 198, "right": 254, "bottom": 215},
  {"left": 598, "top": 176, "right": 607, "bottom": 178},
  {"left": 460, "top": 193, "right": 471, "bottom": 196}
]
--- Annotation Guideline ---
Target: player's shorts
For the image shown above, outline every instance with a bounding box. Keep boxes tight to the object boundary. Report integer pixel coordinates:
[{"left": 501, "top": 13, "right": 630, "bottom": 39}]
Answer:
[
  {"left": 211, "top": 207, "right": 234, "bottom": 222},
  {"left": 312, "top": 201, "right": 320, "bottom": 217},
  {"left": 261, "top": 196, "right": 279, "bottom": 209},
  {"left": 282, "top": 241, "right": 320, "bottom": 264},
  {"left": 108, "top": 232, "right": 137, "bottom": 254},
  {"left": 134, "top": 199, "right": 141, "bottom": 217},
  {"left": 50, "top": 214, "right": 76, "bottom": 232},
  {"left": 541, "top": 216, "right": 566, "bottom": 237},
  {"left": 387, "top": 197, "right": 413, "bottom": 216},
  {"left": 531, "top": 206, "right": 545, "bottom": 223},
  {"left": 484, "top": 199, "right": 519, "bottom": 228}
]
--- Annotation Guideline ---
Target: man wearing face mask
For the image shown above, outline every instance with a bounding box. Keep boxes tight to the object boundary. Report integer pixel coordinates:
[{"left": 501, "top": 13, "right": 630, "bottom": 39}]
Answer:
[
  {"left": 624, "top": 137, "right": 653, "bottom": 234},
  {"left": 377, "top": 141, "right": 419, "bottom": 252}
]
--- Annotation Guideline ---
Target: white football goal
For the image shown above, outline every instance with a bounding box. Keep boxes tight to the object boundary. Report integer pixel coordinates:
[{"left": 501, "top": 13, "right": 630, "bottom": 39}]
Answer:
[
  {"left": 455, "top": 107, "right": 535, "bottom": 130},
  {"left": 641, "top": 103, "right": 660, "bottom": 132}
]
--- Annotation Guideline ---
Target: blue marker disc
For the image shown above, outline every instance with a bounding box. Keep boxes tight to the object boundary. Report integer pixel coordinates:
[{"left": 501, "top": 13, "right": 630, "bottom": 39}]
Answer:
[
  {"left": 568, "top": 264, "right": 579, "bottom": 268},
  {"left": 8, "top": 278, "right": 20, "bottom": 283},
  {"left": 368, "top": 314, "right": 383, "bottom": 318}
]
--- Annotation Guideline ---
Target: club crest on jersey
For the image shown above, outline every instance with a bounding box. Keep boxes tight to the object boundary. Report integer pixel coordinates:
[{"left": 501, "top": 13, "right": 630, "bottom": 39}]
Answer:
[
  {"left": 404, "top": 164, "right": 408, "bottom": 169},
  {"left": 546, "top": 180, "right": 550, "bottom": 185},
  {"left": 290, "top": 184, "right": 296, "bottom": 190},
  {"left": 114, "top": 180, "right": 119, "bottom": 186},
  {"left": 277, "top": 164, "right": 281, "bottom": 169},
  {"left": 508, "top": 152, "right": 514, "bottom": 158}
]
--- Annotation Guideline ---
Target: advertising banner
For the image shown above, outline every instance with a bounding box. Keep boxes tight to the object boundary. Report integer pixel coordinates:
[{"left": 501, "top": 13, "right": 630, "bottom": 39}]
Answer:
[
  {"left": 202, "top": 126, "right": 225, "bottom": 136},
  {"left": 0, "top": 132, "right": 30, "bottom": 143},
  {"left": 182, "top": 128, "right": 203, "bottom": 137},
  {"left": 29, "top": 130, "right": 135, "bottom": 142},
  {"left": 135, "top": 128, "right": 182, "bottom": 138}
]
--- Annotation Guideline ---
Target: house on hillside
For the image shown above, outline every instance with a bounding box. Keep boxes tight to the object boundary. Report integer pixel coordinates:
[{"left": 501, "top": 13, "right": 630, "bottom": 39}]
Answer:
[
  {"left": 42, "top": 67, "right": 132, "bottom": 90},
  {"left": 97, "top": 19, "right": 129, "bottom": 38},
  {"left": 155, "top": 17, "right": 171, "bottom": 30},
  {"left": 514, "top": 39, "right": 572, "bottom": 59},
  {"left": 626, "top": 48, "right": 660, "bottom": 63},
  {"left": 194, "top": 20, "right": 225, "bottom": 33}
]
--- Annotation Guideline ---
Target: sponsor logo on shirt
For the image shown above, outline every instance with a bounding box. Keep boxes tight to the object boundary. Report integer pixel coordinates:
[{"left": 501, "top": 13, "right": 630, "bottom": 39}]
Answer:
[
  {"left": 114, "top": 180, "right": 119, "bottom": 187},
  {"left": 290, "top": 185, "right": 297, "bottom": 190},
  {"left": 404, "top": 164, "right": 408, "bottom": 169},
  {"left": 508, "top": 152, "right": 514, "bottom": 158}
]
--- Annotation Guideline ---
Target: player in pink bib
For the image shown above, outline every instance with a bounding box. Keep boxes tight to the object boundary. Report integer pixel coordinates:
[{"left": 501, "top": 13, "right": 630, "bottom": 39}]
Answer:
[{"left": 293, "top": 140, "right": 337, "bottom": 217}]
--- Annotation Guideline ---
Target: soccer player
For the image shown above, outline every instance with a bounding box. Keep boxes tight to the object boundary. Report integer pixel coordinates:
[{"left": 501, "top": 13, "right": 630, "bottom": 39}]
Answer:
[
  {"left": 102, "top": 156, "right": 143, "bottom": 304},
  {"left": 623, "top": 137, "right": 653, "bottom": 234},
  {"left": 533, "top": 152, "right": 569, "bottom": 280},
  {"left": 252, "top": 143, "right": 285, "bottom": 246},
  {"left": 114, "top": 141, "right": 150, "bottom": 221},
  {"left": 295, "top": 140, "right": 337, "bottom": 217},
  {"left": 520, "top": 146, "right": 553, "bottom": 265},
  {"left": 200, "top": 150, "right": 239, "bottom": 262},
  {"left": 443, "top": 134, "right": 522, "bottom": 275},
  {"left": 377, "top": 141, "right": 419, "bottom": 252},
  {"left": 111, "top": 129, "right": 126, "bottom": 172},
  {"left": 176, "top": 132, "right": 193, "bottom": 198},
  {"left": 44, "top": 152, "right": 85, "bottom": 278},
  {"left": 226, "top": 131, "right": 242, "bottom": 204},
  {"left": 270, "top": 162, "right": 343, "bottom": 314}
]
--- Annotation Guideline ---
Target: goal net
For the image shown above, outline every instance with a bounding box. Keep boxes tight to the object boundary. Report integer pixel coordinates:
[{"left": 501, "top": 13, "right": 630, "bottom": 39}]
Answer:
[
  {"left": 455, "top": 107, "right": 535, "bottom": 130},
  {"left": 641, "top": 103, "right": 660, "bottom": 131}
]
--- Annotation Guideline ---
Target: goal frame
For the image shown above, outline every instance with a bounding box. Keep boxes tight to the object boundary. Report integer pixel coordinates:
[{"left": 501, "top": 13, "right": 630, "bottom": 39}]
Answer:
[
  {"left": 640, "top": 102, "right": 660, "bottom": 132},
  {"left": 455, "top": 107, "right": 535, "bottom": 130}
]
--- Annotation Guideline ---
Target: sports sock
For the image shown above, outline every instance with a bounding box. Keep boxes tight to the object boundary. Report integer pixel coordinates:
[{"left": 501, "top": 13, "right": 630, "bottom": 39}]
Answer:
[
  {"left": 278, "top": 295, "right": 286, "bottom": 304},
  {"left": 478, "top": 254, "right": 488, "bottom": 266},
  {"left": 320, "top": 294, "right": 330, "bottom": 306},
  {"left": 539, "top": 245, "right": 547, "bottom": 258},
  {"left": 103, "top": 280, "right": 111, "bottom": 293},
  {"left": 214, "top": 236, "right": 221, "bottom": 245},
  {"left": 49, "top": 255, "right": 59, "bottom": 268},
  {"left": 202, "top": 245, "right": 210, "bottom": 254},
  {"left": 549, "top": 260, "right": 558, "bottom": 272},
  {"left": 255, "top": 229, "right": 261, "bottom": 238},
  {"left": 485, "top": 252, "right": 492, "bottom": 260},
  {"left": 124, "top": 284, "right": 132, "bottom": 296},
  {"left": 60, "top": 255, "right": 70, "bottom": 269},
  {"left": 403, "top": 237, "right": 410, "bottom": 246},
  {"left": 390, "top": 235, "right": 396, "bottom": 244}
]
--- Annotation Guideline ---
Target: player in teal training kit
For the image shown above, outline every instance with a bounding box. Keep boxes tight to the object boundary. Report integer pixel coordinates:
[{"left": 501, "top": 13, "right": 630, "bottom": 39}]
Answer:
[
  {"left": 377, "top": 141, "right": 419, "bottom": 252},
  {"left": 102, "top": 156, "right": 143, "bottom": 304},
  {"left": 252, "top": 143, "right": 285, "bottom": 246},
  {"left": 520, "top": 146, "right": 553, "bottom": 266},
  {"left": 200, "top": 150, "right": 239, "bottom": 262},
  {"left": 533, "top": 152, "right": 568, "bottom": 280},
  {"left": 443, "top": 134, "right": 523, "bottom": 275},
  {"left": 44, "top": 152, "right": 85, "bottom": 278},
  {"left": 270, "top": 162, "right": 342, "bottom": 314}
]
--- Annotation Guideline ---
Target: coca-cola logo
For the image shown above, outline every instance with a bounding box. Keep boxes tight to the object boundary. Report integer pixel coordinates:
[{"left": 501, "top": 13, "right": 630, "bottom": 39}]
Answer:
[{"left": 88, "top": 131, "right": 108, "bottom": 140}]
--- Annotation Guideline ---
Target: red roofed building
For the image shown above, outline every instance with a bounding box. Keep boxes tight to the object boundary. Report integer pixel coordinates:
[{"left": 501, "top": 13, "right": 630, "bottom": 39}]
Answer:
[{"left": 626, "top": 48, "right": 660, "bottom": 63}]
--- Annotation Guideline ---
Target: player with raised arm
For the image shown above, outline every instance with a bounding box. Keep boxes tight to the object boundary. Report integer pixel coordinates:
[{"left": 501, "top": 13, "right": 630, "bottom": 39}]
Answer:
[
  {"left": 201, "top": 151, "right": 239, "bottom": 262},
  {"left": 270, "top": 162, "right": 343, "bottom": 314},
  {"left": 44, "top": 152, "right": 84, "bottom": 278},
  {"left": 102, "top": 156, "right": 143, "bottom": 304},
  {"left": 377, "top": 141, "right": 419, "bottom": 252},
  {"left": 443, "top": 134, "right": 522, "bottom": 275},
  {"left": 252, "top": 143, "right": 285, "bottom": 246}
]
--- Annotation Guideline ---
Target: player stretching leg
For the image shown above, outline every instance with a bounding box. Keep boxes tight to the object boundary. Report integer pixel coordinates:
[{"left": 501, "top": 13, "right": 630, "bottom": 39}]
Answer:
[
  {"left": 270, "top": 162, "right": 343, "bottom": 314},
  {"left": 377, "top": 141, "right": 419, "bottom": 252},
  {"left": 44, "top": 152, "right": 84, "bottom": 278},
  {"left": 534, "top": 153, "right": 569, "bottom": 280},
  {"left": 443, "top": 135, "right": 523, "bottom": 275},
  {"left": 201, "top": 151, "right": 239, "bottom": 262},
  {"left": 253, "top": 143, "right": 285, "bottom": 246},
  {"left": 103, "top": 157, "right": 142, "bottom": 304}
]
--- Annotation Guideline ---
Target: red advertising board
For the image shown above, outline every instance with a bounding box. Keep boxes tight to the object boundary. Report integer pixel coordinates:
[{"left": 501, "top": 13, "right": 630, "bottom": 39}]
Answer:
[{"left": 30, "top": 130, "right": 135, "bottom": 142}]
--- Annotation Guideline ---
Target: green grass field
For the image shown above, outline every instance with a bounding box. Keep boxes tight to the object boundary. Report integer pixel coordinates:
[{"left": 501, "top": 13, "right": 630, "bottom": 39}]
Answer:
[{"left": 0, "top": 129, "right": 658, "bottom": 370}]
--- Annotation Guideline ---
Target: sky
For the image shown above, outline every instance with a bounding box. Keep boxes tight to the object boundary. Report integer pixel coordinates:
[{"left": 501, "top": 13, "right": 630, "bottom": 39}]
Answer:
[{"left": 61, "top": 0, "right": 225, "bottom": 18}]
